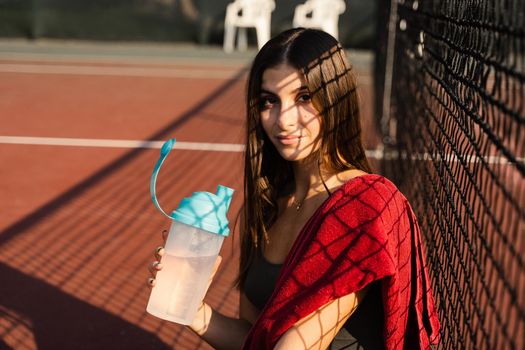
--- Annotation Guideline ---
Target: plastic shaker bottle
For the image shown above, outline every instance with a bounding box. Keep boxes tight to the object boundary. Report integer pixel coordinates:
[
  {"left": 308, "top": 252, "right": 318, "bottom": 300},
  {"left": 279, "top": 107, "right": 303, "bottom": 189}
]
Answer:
[{"left": 146, "top": 139, "right": 234, "bottom": 325}]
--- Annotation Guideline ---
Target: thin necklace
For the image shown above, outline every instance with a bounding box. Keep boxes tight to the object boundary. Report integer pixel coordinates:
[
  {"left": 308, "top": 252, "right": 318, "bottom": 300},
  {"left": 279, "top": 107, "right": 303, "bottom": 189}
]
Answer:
[
  {"left": 292, "top": 196, "right": 304, "bottom": 211},
  {"left": 292, "top": 160, "right": 332, "bottom": 212}
]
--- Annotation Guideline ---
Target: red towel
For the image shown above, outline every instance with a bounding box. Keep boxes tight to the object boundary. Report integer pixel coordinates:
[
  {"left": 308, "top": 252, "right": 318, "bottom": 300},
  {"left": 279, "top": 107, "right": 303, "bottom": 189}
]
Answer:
[{"left": 242, "top": 174, "right": 440, "bottom": 349}]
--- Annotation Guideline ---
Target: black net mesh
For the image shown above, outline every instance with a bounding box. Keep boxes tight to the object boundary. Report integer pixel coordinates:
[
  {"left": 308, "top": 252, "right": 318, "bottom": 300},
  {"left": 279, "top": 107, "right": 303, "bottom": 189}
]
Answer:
[{"left": 376, "top": 0, "right": 524, "bottom": 349}]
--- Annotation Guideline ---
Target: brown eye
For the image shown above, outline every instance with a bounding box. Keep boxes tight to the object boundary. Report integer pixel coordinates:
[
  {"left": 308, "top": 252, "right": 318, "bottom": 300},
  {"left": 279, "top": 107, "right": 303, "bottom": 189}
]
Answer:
[
  {"left": 259, "top": 96, "right": 277, "bottom": 110},
  {"left": 297, "top": 93, "right": 311, "bottom": 102}
]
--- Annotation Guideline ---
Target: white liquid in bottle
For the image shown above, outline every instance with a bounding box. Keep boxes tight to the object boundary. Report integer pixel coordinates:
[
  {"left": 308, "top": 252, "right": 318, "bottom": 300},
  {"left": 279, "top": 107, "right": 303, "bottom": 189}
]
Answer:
[{"left": 147, "top": 254, "right": 217, "bottom": 324}]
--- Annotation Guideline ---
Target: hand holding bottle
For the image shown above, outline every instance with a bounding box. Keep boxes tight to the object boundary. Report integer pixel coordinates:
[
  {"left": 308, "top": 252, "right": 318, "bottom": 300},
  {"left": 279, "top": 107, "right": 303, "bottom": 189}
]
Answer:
[{"left": 147, "top": 230, "right": 223, "bottom": 292}]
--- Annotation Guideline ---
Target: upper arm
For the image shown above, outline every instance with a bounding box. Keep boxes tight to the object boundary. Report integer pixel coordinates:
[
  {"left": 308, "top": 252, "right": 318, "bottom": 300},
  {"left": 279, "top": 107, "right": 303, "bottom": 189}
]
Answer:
[{"left": 274, "top": 287, "right": 369, "bottom": 350}]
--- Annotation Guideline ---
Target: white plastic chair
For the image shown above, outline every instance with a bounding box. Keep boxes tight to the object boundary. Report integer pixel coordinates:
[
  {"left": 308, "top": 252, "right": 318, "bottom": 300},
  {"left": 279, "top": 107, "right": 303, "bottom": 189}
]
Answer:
[
  {"left": 223, "top": 0, "right": 276, "bottom": 52},
  {"left": 292, "top": 0, "right": 346, "bottom": 40}
]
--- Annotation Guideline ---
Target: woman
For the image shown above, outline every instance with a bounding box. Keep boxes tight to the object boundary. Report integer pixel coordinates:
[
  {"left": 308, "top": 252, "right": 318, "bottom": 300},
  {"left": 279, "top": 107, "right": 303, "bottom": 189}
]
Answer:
[{"left": 148, "top": 28, "right": 440, "bottom": 349}]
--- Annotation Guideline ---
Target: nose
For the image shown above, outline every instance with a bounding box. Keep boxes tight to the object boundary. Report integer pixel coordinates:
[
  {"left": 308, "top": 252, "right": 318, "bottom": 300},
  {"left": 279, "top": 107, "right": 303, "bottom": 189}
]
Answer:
[{"left": 275, "top": 102, "right": 298, "bottom": 130}]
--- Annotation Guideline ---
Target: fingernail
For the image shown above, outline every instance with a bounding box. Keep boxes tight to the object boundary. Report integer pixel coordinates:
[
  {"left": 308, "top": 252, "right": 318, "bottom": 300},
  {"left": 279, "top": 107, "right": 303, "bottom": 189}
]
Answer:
[{"left": 156, "top": 246, "right": 163, "bottom": 254}]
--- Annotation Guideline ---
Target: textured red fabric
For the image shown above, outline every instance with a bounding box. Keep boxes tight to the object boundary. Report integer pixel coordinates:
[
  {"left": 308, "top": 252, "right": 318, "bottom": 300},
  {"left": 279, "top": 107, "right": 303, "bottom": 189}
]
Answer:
[{"left": 242, "top": 174, "right": 440, "bottom": 349}]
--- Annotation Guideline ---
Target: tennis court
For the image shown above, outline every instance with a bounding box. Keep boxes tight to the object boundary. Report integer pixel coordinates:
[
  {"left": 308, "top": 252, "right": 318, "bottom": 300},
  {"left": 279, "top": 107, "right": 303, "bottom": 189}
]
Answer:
[
  {"left": 0, "top": 40, "right": 377, "bottom": 349},
  {"left": 1, "top": 1, "right": 524, "bottom": 348}
]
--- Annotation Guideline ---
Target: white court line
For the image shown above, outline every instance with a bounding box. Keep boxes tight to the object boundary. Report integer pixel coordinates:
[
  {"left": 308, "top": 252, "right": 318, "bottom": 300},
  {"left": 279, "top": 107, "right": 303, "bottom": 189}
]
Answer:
[
  {"left": 0, "top": 136, "right": 521, "bottom": 164},
  {"left": 0, "top": 52, "right": 252, "bottom": 68},
  {"left": 0, "top": 63, "right": 244, "bottom": 79},
  {"left": 384, "top": 149, "right": 524, "bottom": 165},
  {"left": 0, "top": 136, "right": 244, "bottom": 152},
  {"left": 2, "top": 135, "right": 381, "bottom": 157}
]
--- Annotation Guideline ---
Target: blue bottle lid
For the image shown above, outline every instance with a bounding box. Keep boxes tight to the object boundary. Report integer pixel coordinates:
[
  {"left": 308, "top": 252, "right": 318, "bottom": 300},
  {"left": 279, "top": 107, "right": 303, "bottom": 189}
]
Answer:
[{"left": 150, "top": 139, "right": 234, "bottom": 236}]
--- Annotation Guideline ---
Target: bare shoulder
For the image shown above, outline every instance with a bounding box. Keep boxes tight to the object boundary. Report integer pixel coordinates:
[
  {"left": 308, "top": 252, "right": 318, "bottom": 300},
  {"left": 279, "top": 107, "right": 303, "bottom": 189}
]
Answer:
[
  {"left": 336, "top": 168, "right": 369, "bottom": 183},
  {"left": 330, "top": 169, "right": 371, "bottom": 192}
]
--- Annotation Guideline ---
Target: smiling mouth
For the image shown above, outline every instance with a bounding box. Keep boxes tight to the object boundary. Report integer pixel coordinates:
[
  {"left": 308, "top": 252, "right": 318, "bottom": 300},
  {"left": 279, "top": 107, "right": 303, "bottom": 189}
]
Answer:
[{"left": 276, "top": 135, "right": 302, "bottom": 145}]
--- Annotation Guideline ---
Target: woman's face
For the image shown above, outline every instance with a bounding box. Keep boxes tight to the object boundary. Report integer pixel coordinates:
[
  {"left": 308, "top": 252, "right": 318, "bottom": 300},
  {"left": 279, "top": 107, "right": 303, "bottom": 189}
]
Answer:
[{"left": 259, "top": 63, "right": 322, "bottom": 162}]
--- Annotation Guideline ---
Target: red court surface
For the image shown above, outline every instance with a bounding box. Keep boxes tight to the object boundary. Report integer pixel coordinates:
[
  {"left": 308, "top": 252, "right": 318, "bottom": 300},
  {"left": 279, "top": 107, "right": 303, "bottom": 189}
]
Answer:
[{"left": 0, "top": 40, "right": 377, "bottom": 349}]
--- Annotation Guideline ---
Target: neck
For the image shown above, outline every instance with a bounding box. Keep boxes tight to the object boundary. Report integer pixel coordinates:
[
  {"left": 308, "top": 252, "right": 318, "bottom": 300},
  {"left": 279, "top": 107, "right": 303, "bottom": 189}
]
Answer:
[{"left": 291, "top": 157, "right": 332, "bottom": 202}]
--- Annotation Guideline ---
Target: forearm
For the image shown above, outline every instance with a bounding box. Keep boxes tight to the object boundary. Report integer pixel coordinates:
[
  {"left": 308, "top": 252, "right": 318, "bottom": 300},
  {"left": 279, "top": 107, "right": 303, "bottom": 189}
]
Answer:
[{"left": 188, "top": 302, "right": 252, "bottom": 350}]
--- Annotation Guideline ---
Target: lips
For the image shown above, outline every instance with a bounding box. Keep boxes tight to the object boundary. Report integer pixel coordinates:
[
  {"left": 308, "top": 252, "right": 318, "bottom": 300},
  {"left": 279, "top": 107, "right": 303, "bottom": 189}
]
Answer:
[{"left": 276, "top": 134, "right": 302, "bottom": 145}]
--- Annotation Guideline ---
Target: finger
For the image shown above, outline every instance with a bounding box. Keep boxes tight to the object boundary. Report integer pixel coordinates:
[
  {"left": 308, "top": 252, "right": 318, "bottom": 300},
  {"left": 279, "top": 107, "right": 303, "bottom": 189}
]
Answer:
[
  {"left": 147, "top": 277, "right": 156, "bottom": 288},
  {"left": 161, "top": 229, "right": 168, "bottom": 242},
  {"left": 148, "top": 261, "right": 163, "bottom": 276},
  {"left": 213, "top": 255, "right": 222, "bottom": 273},
  {"left": 154, "top": 246, "right": 164, "bottom": 259}
]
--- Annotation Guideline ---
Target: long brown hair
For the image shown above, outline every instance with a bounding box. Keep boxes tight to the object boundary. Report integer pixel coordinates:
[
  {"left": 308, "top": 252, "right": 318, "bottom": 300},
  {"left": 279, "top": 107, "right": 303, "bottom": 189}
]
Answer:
[{"left": 238, "top": 28, "right": 372, "bottom": 289}]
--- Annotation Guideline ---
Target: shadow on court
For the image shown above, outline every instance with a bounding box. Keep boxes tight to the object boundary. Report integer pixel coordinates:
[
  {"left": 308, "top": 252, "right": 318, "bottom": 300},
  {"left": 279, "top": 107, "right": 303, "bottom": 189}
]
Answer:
[{"left": 0, "top": 263, "right": 170, "bottom": 349}]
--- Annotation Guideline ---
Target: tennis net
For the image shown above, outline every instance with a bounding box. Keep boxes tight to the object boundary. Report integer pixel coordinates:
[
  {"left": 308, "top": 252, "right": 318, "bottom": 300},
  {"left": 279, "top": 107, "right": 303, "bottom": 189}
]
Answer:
[{"left": 376, "top": 0, "right": 524, "bottom": 348}]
